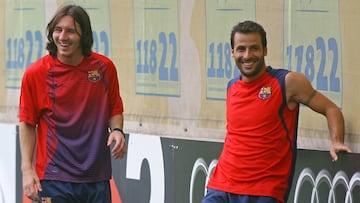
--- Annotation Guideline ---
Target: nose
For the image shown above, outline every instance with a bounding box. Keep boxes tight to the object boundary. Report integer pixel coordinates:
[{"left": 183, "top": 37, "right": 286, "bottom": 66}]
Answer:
[
  {"left": 242, "top": 49, "right": 251, "bottom": 59},
  {"left": 58, "top": 30, "right": 68, "bottom": 40}
]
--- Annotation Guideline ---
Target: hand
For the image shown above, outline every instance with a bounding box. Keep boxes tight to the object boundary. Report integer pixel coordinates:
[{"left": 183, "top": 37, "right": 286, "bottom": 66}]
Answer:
[
  {"left": 22, "top": 168, "right": 42, "bottom": 201},
  {"left": 330, "top": 142, "right": 352, "bottom": 161},
  {"left": 107, "top": 131, "right": 127, "bottom": 159}
]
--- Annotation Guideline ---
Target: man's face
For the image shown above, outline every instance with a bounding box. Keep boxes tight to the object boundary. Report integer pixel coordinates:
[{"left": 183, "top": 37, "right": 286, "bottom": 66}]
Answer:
[
  {"left": 52, "top": 15, "right": 83, "bottom": 65},
  {"left": 232, "top": 32, "right": 267, "bottom": 82}
]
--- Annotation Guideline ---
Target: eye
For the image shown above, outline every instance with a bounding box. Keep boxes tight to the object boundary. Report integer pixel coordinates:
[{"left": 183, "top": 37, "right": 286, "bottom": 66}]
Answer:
[
  {"left": 237, "top": 46, "right": 246, "bottom": 52},
  {"left": 251, "top": 46, "right": 259, "bottom": 51},
  {"left": 67, "top": 29, "right": 76, "bottom": 34},
  {"left": 54, "top": 27, "right": 62, "bottom": 32}
]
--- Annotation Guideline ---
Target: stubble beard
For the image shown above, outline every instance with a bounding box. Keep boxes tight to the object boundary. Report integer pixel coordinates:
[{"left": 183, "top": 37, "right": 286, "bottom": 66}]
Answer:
[{"left": 237, "top": 57, "right": 266, "bottom": 79}]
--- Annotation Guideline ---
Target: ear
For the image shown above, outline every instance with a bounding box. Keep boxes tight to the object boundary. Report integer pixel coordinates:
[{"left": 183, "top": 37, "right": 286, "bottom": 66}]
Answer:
[{"left": 264, "top": 47, "right": 268, "bottom": 56}]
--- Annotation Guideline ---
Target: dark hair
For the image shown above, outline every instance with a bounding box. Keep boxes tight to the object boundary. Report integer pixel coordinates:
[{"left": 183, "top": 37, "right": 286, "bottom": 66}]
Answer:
[
  {"left": 46, "top": 5, "right": 93, "bottom": 57},
  {"left": 230, "top": 20, "right": 267, "bottom": 49}
]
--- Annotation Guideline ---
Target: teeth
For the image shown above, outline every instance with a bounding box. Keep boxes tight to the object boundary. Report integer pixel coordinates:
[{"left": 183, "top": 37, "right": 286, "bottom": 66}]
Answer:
[{"left": 59, "top": 42, "right": 70, "bottom": 46}]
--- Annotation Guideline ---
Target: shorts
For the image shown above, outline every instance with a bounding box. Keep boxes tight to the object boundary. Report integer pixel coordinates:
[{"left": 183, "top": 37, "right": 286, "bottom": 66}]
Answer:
[
  {"left": 201, "top": 188, "right": 280, "bottom": 203},
  {"left": 38, "top": 180, "right": 111, "bottom": 203}
]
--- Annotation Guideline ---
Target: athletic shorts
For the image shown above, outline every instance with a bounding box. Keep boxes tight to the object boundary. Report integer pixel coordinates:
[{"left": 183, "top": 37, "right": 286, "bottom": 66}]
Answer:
[
  {"left": 38, "top": 180, "right": 111, "bottom": 203},
  {"left": 201, "top": 188, "right": 280, "bottom": 203}
]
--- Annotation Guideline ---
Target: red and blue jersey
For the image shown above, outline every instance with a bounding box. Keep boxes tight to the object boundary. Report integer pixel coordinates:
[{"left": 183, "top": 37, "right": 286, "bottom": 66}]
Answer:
[
  {"left": 19, "top": 53, "right": 124, "bottom": 182},
  {"left": 207, "top": 66, "right": 299, "bottom": 202}
]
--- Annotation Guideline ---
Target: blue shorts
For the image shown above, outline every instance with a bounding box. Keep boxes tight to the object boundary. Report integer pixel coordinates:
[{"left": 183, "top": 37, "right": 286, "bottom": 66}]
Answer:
[
  {"left": 38, "top": 180, "right": 111, "bottom": 203},
  {"left": 202, "top": 189, "right": 280, "bottom": 203}
]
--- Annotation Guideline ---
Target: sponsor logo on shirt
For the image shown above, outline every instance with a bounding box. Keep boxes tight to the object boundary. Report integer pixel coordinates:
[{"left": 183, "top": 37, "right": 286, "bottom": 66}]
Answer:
[
  {"left": 41, "top": 197, "right": 52, "bottom": 203},
  {"left": 88, "top": 70, "right": 101, "bottom": 82},
  {"left": 258, "top": 86, "right": 272, "bottom": 100}
]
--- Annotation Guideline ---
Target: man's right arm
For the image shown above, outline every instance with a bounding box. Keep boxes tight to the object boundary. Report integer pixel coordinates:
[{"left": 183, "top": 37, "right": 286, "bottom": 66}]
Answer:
[
  {"left": 19, "top": 122, "right": 36, "bottom": 171},
  {"left": 19, "top": 122, "right": 42, "bottom": 201}
]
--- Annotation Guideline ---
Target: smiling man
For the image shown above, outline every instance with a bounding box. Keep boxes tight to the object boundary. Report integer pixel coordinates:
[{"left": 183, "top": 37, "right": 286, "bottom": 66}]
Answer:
[
  {"left": 19, "top": 5, "right": 126, "bottom": 203},
  {"left": 201, "top": 20, "right": 351, "bottom": 203}
]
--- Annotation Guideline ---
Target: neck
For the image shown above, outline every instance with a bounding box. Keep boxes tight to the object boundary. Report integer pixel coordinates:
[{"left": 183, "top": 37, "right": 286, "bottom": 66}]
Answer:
[{"left": 58, "top": 54, "right": 85, "bottom": 66}]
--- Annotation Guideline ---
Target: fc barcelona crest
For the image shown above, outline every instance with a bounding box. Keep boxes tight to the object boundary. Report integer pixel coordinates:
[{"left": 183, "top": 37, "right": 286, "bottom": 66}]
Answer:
[
  {"left": 258, "top": 86, "right": 272, "bottom": 100},
  {"left": 88, "top": 70, "right": 101, "bottom": 82}
]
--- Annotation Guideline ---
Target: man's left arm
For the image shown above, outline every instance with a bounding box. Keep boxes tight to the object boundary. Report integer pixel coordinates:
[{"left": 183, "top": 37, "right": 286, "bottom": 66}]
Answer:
[
  {"left": 286, "top": 72, "right": 352, "bottom": 161},
  {"left": 108, "top": 114, "right": 126, "bottom": 159}
]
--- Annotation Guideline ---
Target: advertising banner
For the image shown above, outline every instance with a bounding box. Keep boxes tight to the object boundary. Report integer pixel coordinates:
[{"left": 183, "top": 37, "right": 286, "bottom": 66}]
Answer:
[
  {"left": 4, "top": 0, "right": 46, "bottom": 89},
  {"left": 284, "top": 0, "right": 342, "bottom": 107},
  {"left": 289, "top": 150, "right": 360, "bottom": 203}
]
